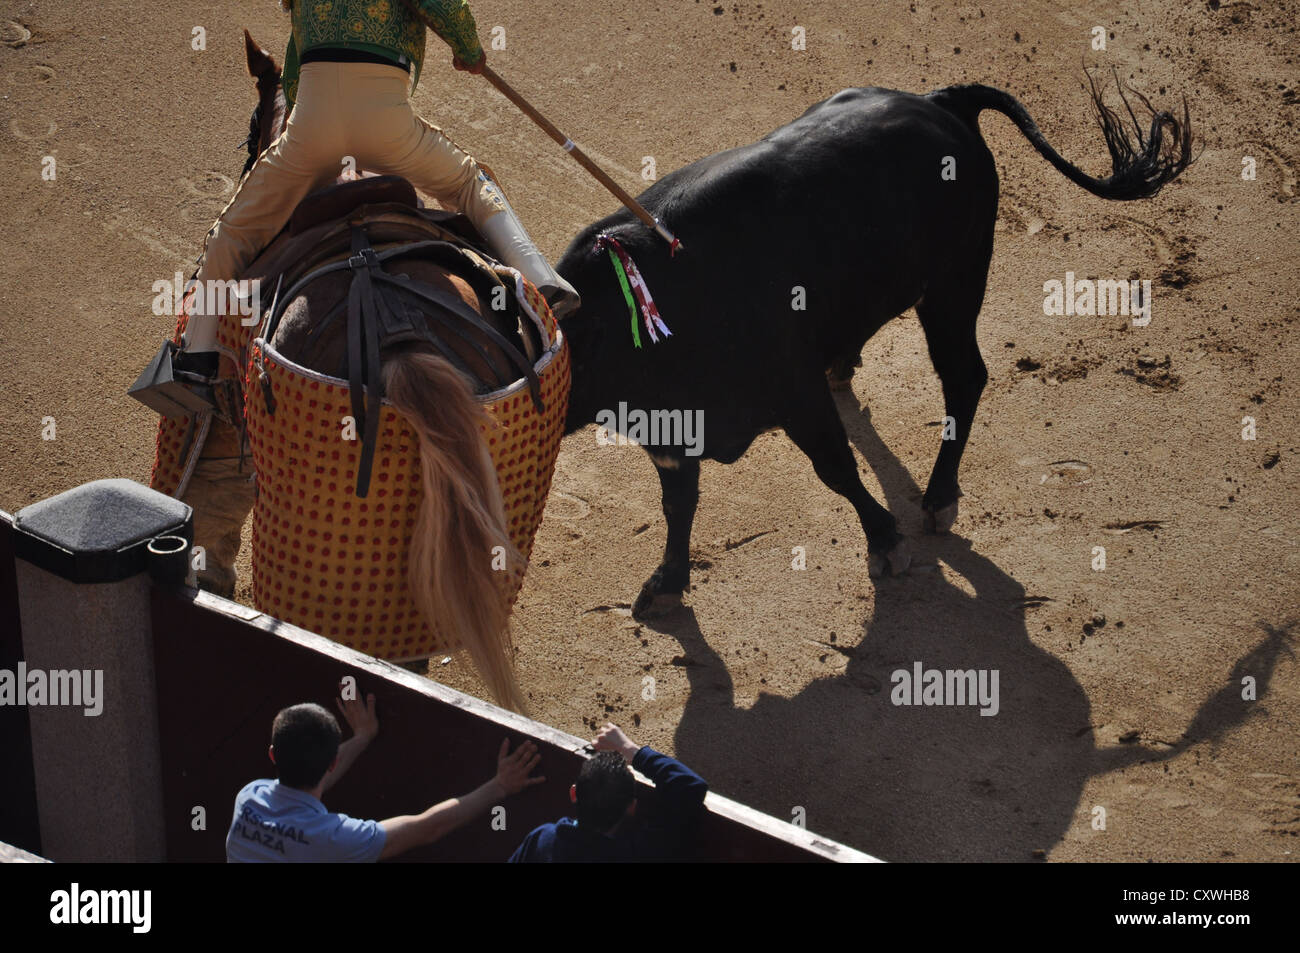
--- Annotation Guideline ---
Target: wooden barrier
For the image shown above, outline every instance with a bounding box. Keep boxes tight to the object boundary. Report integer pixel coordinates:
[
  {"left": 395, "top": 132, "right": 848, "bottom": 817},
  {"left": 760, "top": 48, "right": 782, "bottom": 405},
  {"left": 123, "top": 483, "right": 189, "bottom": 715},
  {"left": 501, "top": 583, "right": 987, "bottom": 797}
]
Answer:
[
  {"left": 2, "top": 479, "right": 878, "bottom": 862},
  {"left": 152, "top": 586, "right": 875, "bottom": 862}
]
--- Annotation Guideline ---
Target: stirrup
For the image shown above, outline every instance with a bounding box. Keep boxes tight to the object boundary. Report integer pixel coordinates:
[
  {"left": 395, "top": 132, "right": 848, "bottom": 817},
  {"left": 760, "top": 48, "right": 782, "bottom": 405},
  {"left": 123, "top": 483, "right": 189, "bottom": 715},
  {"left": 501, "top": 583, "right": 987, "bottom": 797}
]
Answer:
[{"left": 128, "top": 342, "right": 237, "bottom": 422}]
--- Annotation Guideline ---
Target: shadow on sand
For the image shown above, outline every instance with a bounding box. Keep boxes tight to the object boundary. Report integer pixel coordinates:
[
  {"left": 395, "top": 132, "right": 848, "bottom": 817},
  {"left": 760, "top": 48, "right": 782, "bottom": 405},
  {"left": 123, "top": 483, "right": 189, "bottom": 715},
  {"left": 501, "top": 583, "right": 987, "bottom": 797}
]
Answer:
[{"left": 645, "top": 392, "right": 1292, "bottom": 860}]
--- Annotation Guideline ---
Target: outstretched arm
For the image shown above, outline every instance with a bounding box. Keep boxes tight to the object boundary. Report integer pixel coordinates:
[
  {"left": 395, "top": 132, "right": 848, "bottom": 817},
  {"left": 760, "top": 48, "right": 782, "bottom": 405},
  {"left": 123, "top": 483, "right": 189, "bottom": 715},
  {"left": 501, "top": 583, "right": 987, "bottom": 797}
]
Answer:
[
  {"left": 378, "top": 739, "right": 544, "bottom": 860},
  {"left": 399, "top": 0, "right": 486, "bottom": 70}
]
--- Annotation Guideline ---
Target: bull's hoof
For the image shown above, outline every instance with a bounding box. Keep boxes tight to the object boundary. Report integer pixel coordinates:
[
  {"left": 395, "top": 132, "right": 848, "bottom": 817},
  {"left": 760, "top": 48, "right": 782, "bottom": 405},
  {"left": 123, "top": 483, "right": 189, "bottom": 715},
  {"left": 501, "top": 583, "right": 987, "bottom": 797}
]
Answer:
[
  {"left": 868, "top": 537, "right": 912, "bottom": 579},
  {"left": 922, "top": 500, "right": 960, "bottom": 534},
  {"left": 827, "top": 355, "right": 862, "bottom": 391},
  {"left": 632, "top": 587, "right": 684, "bottom": 619}
]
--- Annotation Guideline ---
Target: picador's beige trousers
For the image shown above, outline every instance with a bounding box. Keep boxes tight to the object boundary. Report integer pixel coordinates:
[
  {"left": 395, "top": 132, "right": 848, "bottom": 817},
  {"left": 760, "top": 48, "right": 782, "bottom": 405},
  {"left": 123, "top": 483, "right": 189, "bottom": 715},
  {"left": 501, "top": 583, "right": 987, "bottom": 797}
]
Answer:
[{"left": 186, "top": 60, "right": 514, "bottom": 351}]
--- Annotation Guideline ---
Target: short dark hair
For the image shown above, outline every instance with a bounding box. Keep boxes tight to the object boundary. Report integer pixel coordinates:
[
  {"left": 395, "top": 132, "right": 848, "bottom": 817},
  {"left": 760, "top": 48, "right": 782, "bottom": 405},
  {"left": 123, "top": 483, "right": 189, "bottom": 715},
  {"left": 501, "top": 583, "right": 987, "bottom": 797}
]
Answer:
[
  {"left": 271, "top": 703, "right": 341, "bottom": 789},
  {"left": 575, "top": 751, "right": 635, "bottom": 832}
]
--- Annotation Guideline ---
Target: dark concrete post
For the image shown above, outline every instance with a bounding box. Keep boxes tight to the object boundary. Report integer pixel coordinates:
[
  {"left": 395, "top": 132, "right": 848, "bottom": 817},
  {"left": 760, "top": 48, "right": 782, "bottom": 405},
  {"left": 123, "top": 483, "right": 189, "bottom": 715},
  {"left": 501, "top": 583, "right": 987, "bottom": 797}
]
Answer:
[{"left": 10, "top": 479, "right": 191, "bottom": 861}]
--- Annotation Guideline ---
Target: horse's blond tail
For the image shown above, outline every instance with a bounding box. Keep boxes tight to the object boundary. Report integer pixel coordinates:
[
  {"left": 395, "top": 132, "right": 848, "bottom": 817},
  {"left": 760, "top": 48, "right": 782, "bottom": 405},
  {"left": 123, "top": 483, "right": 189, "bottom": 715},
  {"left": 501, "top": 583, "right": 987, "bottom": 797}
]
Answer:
[{"left": 382, "top": 352, "right": 528, "bottom": 713}]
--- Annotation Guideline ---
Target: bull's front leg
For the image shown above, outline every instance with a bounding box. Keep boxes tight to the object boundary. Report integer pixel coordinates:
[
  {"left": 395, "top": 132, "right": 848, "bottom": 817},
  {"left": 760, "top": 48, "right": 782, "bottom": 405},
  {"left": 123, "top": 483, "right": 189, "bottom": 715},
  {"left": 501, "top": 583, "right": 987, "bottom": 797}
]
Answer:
[{"left": 632, "top": 454, "right": 700, "bottom": 618}]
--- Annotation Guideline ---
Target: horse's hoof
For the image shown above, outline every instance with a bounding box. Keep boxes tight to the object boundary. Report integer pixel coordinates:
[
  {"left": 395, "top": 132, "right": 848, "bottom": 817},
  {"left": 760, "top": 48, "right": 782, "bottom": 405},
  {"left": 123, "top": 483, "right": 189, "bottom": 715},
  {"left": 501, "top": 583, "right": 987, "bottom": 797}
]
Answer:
[
  {"left": 632, "top": 588, "right": 684, "bottom": 619},
  {"left": 827, "top": 371, "right": 854, "bottom": 392},
  {"left": 868, "top": 537, "right": 912, "bottom": 579},
  {"left": 922, "top": 500, "right": 960, "bottom": 535}
]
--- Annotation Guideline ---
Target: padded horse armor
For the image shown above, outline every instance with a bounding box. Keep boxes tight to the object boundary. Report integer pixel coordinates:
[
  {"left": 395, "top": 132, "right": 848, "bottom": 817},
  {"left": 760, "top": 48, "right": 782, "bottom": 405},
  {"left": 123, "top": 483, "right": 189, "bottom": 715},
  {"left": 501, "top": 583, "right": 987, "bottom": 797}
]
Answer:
[{"left": 149, "top": 176, "right": 571, "bottom": 662}]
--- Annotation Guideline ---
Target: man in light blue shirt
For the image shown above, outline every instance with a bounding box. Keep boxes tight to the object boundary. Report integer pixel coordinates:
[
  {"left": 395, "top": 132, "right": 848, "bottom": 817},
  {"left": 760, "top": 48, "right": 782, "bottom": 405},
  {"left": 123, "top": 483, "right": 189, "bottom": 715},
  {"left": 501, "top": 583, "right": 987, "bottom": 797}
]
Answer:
[
  {"left": 227, "top": 777, "right": 387, "bottom": 863},
  {"left": 226, "top": 685, "right": 543, "bottom": 862}
]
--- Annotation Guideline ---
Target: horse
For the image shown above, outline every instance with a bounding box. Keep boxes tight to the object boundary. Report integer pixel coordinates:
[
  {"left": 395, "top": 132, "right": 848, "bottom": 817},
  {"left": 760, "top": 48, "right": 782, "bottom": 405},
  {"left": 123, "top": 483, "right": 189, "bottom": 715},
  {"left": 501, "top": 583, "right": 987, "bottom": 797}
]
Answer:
[
  {"left": 555, "top": 74, "right": 1193, "bottom": 617},
  {"left": 225, "top": 32, "right": 562, "bottom": 711}
]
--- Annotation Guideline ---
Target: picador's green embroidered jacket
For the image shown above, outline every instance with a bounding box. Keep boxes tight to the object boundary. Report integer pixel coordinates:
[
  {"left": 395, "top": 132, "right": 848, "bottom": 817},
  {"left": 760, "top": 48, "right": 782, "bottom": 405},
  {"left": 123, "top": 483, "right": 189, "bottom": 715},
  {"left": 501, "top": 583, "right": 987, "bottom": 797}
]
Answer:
[{"left": 282, "top": 0, "right": 484, "bottom": 105}]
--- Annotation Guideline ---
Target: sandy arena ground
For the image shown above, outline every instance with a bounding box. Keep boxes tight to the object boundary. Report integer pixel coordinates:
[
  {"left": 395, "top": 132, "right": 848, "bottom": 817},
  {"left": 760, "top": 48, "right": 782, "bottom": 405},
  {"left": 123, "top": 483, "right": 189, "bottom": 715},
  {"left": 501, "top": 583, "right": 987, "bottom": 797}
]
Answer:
[{"left": 1, "top": 0, "right": 1297, "bottom": 861}]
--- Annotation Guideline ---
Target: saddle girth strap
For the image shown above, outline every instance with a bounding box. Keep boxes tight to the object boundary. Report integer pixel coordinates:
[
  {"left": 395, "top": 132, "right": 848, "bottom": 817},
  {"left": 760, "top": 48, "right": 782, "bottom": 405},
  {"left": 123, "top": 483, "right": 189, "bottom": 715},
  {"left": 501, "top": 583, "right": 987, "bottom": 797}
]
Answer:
[{"left": 347, "top": 229, "right": 385, "bottom": 498}]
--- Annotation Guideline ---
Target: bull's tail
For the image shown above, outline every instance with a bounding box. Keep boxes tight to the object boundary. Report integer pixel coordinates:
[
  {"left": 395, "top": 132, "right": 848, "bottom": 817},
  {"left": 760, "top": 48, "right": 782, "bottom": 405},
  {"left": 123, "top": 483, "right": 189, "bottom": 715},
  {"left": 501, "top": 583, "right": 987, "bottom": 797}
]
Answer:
[
  {"left": 383, "top": 351, "right": 528, "bottom": 714},
  {"left": 929, "top": 70, "right": 1193, "bottom": 200}
]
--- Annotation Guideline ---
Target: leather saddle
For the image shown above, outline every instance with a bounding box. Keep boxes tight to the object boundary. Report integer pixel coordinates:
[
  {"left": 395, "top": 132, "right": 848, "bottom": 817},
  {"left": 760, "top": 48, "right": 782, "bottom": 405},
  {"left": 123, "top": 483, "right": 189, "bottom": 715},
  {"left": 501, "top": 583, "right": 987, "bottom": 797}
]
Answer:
[
  {"left": 290, "top": 175, "right": 418, "bottom": 234},
  {"left": 246, "top": 174, "right": 495, "bottom": 294}
]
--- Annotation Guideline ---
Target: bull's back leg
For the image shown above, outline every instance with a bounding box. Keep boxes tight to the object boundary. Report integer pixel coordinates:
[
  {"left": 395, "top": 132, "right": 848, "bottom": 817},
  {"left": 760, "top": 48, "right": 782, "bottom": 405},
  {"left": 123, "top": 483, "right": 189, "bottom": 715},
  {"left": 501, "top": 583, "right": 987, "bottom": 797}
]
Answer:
[
  {"left": 782, "top": 377, "right": 910, "bottom": 578},
  {"left": 914, "top": 238, "right": 994, "bottom": 533},
  {"left": 632, "top": 454, "right": 701, "bottom": 618}
]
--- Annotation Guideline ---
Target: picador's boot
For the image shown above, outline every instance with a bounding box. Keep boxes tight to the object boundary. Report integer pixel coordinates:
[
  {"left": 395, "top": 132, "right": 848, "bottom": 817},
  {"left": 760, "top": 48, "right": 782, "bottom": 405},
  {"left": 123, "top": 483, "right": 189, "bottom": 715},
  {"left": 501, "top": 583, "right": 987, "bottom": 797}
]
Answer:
[
  {"left": 477, "top": 184, "right": 581, "bottom": 320},
  {"left": 181, "top": 279, "right": 258, "bottom": 418}
]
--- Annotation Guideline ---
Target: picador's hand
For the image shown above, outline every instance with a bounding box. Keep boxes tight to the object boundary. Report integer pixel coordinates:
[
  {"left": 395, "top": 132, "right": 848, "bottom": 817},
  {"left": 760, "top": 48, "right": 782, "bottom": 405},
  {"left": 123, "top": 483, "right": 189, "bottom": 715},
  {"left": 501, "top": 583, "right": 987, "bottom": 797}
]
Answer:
[{"left": 453, "top": 51, "right": 486, "bottom": 74}]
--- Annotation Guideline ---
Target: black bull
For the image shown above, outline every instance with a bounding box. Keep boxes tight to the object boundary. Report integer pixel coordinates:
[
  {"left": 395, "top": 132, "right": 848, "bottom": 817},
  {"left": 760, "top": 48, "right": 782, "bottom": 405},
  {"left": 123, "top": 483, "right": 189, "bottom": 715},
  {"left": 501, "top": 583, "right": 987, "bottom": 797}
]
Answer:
[{"left": 556, "top": 81, "right": 1192, "bottom": 617}]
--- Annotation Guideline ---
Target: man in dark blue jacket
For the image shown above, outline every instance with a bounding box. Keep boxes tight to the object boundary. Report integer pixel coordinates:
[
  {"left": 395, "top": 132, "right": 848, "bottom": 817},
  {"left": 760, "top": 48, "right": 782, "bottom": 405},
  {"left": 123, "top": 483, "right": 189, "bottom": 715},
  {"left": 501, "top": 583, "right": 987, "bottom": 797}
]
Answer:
[{"left": 508, "top": 723, "right": 708, "bottom": 862}]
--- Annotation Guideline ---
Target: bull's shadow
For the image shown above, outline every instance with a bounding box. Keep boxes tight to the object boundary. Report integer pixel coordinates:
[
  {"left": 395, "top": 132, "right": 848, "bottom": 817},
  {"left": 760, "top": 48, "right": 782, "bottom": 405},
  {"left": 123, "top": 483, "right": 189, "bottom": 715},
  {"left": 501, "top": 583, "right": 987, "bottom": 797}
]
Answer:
[{"left": 653, "top": 392, "right": 1290, "bottom": 861}]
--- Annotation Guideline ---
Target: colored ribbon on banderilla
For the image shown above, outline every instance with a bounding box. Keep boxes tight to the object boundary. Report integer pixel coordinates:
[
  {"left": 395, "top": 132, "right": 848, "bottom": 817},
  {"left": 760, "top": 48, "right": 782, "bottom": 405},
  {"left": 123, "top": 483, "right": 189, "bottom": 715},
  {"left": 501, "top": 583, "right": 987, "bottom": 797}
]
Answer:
[{"left": 594, "top": 233, "right": 671, "bottom": 349}]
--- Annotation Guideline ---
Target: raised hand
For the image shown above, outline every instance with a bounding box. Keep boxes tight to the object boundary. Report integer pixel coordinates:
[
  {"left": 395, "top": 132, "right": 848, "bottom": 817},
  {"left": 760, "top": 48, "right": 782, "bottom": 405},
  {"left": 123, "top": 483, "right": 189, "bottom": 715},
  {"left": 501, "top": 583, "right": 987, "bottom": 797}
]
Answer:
[
  {"left": 592, "top": 723, "right": 640, "bottom": 763},
  {"left": 493, "top": 739, "right": 545, "bottom": 795},
  {"left": 453, "top": 51, "right": 487, "bottom": 75},
  {"left": 335, "top": 687, "right": 379, "bottom": 742}
]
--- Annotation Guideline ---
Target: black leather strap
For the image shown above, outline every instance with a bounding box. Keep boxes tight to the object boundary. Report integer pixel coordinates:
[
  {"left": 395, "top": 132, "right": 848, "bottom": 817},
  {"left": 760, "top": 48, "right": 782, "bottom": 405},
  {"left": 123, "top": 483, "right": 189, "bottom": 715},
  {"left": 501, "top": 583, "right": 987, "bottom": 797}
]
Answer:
[
  {"left": 346, "top": 230, "right": 384, "bottom": 498},
  {"left": 367, "top": 275, "right": 487, "bottom": 383},
  {"left": 270, "top": 230, "right": 546, "bottom": 498},
  {"left": 373, "top": 271, "right": 544, "bottom": 409}
]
